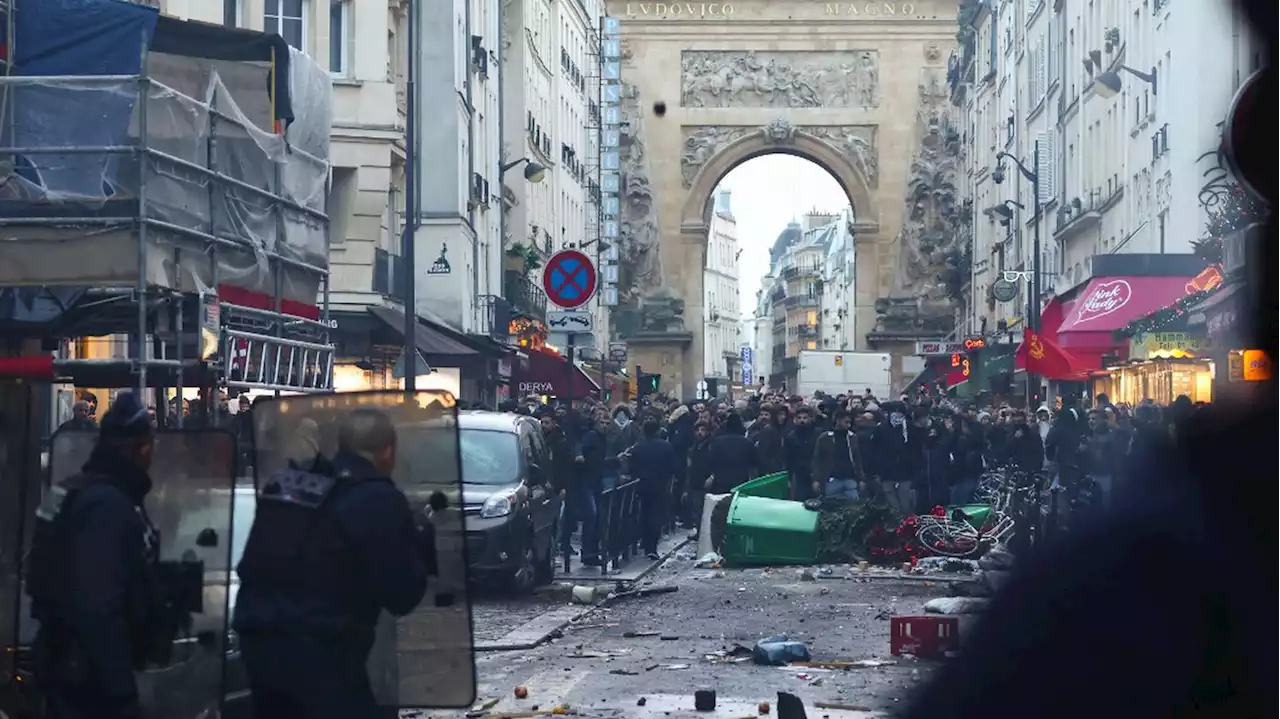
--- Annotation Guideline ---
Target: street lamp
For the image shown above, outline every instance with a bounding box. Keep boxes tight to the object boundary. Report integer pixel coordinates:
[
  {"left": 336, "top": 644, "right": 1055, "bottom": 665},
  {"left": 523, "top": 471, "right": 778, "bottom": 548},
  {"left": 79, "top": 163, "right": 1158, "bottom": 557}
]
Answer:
[
  {"left": 992, "top": 141, "right": 1042, "bottom": 405},
  {"left": 1093, "top": 65, "right": 1158, "bottom": 99},
  {"left": 501, "top": 157, "right": 548, "bottom": 184}
]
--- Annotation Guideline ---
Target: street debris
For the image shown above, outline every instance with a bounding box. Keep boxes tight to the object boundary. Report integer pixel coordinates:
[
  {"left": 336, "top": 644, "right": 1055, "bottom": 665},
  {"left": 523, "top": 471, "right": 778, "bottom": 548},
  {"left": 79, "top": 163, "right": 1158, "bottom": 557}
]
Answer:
[
  {"left": 813, "top": 701, "right": 874, "bottom": 712},
  {"left": 513, "top": 686, "right": 529, "bottom": 699},
  {"left": 923, "top": 596, "right": 989, "bottom": 615},
  {"left": 798, "top": 569, "right": 816, "bottom": 581},
  {"left": 776, "top": 691, "right": 807, "bottom": 719},
  {"left": 465, "top": 698, "right": 501, "bottom": 718},
  {"left": 609, "top": 668, "right": 639, "bottom": 676},
  {"left": 705, "top": 644, "right": 753, "bottom": 664},
  {"left": 696, "top": 551, "right": 724, "bottom": 568},
  {"left": 664, "top": 663, "right": 691, "bottom": 670},
  {"left": 636, "top": 697, "right": 647, "bottom": 707},
  {"left": 570, "top": 586, "right": 598, "bottom": 604},
  {"left": 610, "top": 585, "right": 679, "bottom": 602},
  {"left": 914, "top": 556, "right": 980, "bottom": 574},
  {"left": 793, "top": 659, "right": 895, "bottom": 669},
  {"left": 758, "top": 701, "right": 772, "bottom": 714},
  {"left": 622, "top": 630, "right": 660, "bottom": 638},
  {"left": 753, "top": 635, "right": 811, "bottom": 665},
  {"left": 694, "top": 688, "right": 718, "bottom": 711}
]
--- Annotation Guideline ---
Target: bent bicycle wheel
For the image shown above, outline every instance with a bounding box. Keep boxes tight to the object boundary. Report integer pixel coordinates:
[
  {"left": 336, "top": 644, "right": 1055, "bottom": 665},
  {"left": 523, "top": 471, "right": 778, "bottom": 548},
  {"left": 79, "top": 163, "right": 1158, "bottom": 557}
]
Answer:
[{"left": 916, "top": 521, "right": 981, "bottom": 558}]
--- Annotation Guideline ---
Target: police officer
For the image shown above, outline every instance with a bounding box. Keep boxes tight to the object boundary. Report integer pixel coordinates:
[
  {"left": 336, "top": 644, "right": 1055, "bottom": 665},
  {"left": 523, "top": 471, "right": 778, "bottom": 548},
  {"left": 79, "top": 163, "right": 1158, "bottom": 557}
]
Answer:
[
  {"left": 27, "top": 391, "right": 160, "bottom": 719},
  {"left": 233, "top": 407, "right": 431, "bottom": 718}
]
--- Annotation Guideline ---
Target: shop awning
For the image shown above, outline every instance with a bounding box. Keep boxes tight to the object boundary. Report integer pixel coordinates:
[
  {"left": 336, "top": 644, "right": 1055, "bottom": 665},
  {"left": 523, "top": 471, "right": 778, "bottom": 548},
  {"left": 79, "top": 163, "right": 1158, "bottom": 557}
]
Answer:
[
  {"left": 368, "top": 306, "right": 479, "bottom": 358},
  {"left": 1039, "top": 296, "right": 1076, "bottom": 336},
  {"left": 511, "top": 348, "right": 601, "bottom": 400},
  {"left": 1057, "top": 276, "right": 1197, "bottom": 349}
]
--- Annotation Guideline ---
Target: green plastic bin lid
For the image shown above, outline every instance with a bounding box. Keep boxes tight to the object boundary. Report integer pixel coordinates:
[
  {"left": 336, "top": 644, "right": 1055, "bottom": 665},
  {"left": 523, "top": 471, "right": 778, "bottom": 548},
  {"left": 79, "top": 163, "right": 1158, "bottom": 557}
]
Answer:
[{"left": 733, "top": 471, "right": 791, "bottom": 499}]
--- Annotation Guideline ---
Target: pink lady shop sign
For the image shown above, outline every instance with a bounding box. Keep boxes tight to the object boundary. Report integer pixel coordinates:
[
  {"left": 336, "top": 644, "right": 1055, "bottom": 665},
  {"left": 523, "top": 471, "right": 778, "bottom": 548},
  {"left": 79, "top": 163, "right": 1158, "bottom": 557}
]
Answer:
[{"left": 1074, "top": 279, "right": 1133, "bottom": 325}]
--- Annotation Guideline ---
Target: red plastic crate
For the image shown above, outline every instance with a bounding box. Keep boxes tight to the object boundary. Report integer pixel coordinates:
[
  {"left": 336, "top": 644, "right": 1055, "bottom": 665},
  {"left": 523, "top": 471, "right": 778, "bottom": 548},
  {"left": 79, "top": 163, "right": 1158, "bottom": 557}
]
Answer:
[{"left": 890, "top": 615, "right": 959, "bottom": 658}]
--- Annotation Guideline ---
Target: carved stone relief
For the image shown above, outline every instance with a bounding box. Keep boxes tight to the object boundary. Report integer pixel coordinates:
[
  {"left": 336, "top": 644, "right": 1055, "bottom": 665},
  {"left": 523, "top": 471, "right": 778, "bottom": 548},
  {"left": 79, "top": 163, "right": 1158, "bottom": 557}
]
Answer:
[
  {"left": 876, "top": 68, "right": 969, "bottom": 335},
  {"left": 680, "top": 126, "right": 753, "bottom": 187},
  {"left": 680, "top": 50, "right": 880, "bottom": 109},
  {"left": 617, "top": 82, "right": 682, "bottom": 330},
  {"left": 802, "top": 126, "right": 879, "bottom": 187},
  {"left": 681, "top": 124, "right": 879, "bottom": 189}
]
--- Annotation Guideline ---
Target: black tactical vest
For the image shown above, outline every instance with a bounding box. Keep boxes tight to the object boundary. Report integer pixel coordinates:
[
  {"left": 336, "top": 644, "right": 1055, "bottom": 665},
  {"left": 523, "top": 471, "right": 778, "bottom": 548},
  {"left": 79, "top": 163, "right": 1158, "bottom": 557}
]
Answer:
[{"left": 236, "top": 467, "right": 370, "bottom": 610}]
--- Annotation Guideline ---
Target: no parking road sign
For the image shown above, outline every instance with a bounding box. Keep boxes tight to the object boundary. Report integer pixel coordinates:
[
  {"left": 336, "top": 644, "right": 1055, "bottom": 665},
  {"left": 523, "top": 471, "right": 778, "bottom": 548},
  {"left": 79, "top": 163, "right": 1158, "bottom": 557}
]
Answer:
[{"left": 542, "top": 250, "right": 597, "bottom": 309}]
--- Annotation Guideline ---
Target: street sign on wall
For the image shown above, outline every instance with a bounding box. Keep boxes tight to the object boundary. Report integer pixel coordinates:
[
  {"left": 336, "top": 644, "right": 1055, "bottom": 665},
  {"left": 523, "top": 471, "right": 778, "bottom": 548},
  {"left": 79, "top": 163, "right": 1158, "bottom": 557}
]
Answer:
[
  {"left": 542, "top": 250, "right": 597, "bottom": 309},
  {"left": 547, "top": 310, "right": 593, "bottom": 333},
  {"left": 916, "top": 341, "right": 965, "bottom": 356}
]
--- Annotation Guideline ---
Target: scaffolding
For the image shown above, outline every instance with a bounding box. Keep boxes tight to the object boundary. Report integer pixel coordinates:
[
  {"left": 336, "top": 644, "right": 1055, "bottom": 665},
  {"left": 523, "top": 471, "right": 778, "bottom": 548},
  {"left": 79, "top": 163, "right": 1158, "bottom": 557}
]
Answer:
[{"left": 0, "top": 1, "right": 336, "bottom": 419}]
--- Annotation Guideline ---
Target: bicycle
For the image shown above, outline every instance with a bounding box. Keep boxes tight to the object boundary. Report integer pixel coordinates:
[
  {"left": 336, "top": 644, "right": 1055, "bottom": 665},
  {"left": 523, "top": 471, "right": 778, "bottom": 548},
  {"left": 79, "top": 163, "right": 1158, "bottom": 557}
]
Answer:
[{"left": 914, "top": 504, "right": 1015, "bottom": 558}]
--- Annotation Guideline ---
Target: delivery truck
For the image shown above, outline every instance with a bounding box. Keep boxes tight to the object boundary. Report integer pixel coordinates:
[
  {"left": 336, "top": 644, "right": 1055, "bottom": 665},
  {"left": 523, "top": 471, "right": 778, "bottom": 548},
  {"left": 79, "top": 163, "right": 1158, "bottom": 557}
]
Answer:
[{"left": 795, "top": 350, "right": 892, "bottom": 399}]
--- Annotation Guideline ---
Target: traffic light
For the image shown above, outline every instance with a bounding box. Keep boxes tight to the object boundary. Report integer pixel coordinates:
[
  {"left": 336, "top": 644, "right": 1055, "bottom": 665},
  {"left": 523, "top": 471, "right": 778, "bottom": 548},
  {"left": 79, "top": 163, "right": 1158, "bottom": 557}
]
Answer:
[
  {"left": 636, "top": 369, "right": 660, "bottom": 398},
  {"left": 604, "top": 384, "right": 616, "bottom": 403}
]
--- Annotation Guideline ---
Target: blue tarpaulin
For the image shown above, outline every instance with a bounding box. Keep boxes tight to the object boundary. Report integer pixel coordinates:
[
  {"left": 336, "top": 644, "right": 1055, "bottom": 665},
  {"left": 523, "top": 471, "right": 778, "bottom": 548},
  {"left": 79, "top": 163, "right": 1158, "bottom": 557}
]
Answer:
[
  {"left": 15, "top": 0, "right": 158, "bottom": 76},
  {"left": 12, "top": 0, "right": 159, "bottom": 197}
]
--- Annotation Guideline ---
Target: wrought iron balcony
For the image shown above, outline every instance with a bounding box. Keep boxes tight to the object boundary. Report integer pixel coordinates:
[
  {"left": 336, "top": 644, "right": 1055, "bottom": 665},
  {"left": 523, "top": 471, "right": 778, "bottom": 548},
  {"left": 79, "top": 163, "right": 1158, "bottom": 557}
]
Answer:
[
  {"left": 504, "top": 270, "right": 547, "bottom": 321},
  {"left": 798, "top": 323, "right": 820, "bottom": 337},
  {"left": 784, "top": 294, "right": 821, "bottom": 309}
]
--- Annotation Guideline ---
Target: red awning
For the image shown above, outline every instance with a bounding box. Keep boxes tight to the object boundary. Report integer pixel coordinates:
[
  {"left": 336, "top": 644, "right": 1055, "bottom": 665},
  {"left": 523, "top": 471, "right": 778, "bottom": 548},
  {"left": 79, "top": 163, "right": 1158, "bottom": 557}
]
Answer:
[
  {"left": 1057, "top": 276, "right": 1196, "bottom": 349},
  {"left": 511, "top": 349, "right": 601, "bottom": 400},
  {"left": 1039, "top": 296, "right": 1076, "bottom": 336}
]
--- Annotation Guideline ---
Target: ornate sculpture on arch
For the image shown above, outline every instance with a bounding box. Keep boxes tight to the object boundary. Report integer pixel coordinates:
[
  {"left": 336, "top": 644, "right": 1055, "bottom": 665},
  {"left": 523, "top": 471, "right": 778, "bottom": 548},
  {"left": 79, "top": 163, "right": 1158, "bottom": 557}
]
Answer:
[
  {"left": 876, "top": 67, "right": 971, "bottom": 335},
  {"left": 618, "top": 82, "right": 684, "bottom": 331},
  {"left": 681, "top": 124, "right": 880, "bottom": 189},
  {"left": 680, "top": 50, "right": 880, "bottom": 109}
]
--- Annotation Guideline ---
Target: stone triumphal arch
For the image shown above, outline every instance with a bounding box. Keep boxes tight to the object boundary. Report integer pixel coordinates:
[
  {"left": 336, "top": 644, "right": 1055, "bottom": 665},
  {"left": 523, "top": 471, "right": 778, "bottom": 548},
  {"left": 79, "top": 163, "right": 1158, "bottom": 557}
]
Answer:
[{"left": 609, "top": 1, "right": 964, "bottom": 398}]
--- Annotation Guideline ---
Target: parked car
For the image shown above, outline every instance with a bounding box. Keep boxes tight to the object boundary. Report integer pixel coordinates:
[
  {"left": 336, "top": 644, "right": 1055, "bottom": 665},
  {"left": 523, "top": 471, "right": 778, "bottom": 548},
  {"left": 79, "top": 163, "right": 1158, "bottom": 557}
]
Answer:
[{"left": 447, "top": 411, "right": 561, "bottom": 594}]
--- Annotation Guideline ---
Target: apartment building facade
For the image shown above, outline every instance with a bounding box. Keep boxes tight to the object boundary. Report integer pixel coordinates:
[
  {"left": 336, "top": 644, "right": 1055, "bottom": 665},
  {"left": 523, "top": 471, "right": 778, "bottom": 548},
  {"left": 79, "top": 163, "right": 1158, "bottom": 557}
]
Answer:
[
  {"left": 703, "top": 189, "right": 742, "bottom": 384},
  {"left": 950, "top": 0, "right": 1263, "bottom": 397},
  {"left": 749, "top": 212, "right": 857, "bottom": 391},
  {"left": 960, "top": 0, "right": 1262, "bottom": 326},
  {"left": 501, "top": 0, "right": 610, "bottom": 352}
]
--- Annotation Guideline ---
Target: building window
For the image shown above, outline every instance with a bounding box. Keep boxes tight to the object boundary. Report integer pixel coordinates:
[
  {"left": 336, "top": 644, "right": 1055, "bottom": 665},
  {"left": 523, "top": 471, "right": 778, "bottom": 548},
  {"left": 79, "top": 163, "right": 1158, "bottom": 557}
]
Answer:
[
  {"left": 329, "top": 0, "right": 350, "bottom": 76},
  {"left": 223, "top": 0, "right": 242, "bottom": 27},
  {"left": 264, "top": 0, "right": 306, "bottom": 50}
]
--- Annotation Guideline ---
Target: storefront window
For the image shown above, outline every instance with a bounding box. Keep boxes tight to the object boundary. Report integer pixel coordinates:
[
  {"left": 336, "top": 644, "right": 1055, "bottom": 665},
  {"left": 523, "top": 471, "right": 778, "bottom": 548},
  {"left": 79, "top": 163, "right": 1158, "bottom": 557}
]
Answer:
[{"left": 1108, "top": 359, "right": 1213, "bottom": 406}]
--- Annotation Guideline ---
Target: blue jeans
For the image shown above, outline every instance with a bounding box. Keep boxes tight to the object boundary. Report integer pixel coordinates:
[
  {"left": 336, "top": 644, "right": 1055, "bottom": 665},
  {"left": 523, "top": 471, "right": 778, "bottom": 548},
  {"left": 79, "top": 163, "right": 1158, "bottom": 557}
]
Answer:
[
  {"left": 600, "top": 474, "right": 619, "bottom": 492},
  {"left": 824, "top": 477, "right": 860, "bottom": 501},
  {"left": 950, "top": 478, "right": 977, "bottom": 506},
  {"left": 559, "top": 487, "right": 599, "bottom": 557}
]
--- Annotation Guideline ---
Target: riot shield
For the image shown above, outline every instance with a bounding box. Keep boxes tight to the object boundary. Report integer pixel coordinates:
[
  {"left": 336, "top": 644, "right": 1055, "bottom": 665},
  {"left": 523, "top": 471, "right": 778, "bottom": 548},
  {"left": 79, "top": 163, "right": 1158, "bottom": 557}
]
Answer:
[
  {"left": 250, "top": 390, "right": 476, "bottom": 710},
  {"left": 43, "top": 428, "right": 237, "bottom": 719}
]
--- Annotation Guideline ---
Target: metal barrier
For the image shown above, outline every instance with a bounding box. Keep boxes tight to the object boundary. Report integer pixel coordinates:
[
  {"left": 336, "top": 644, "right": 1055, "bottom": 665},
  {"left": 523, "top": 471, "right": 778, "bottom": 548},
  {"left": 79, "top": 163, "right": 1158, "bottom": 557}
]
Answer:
[{"left": 560, "top": 475, "right": 684, "bottom": 577}]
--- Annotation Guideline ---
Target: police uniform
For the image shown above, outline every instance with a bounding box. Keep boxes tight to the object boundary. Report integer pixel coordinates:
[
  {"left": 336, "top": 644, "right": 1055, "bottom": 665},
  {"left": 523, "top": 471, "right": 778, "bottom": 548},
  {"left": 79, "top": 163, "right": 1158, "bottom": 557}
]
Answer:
[
  {"left": 233, "top": 449, "right": 431, "bottom": 718},
  {"left": 27, "top": 392, "right": 159, "bottom": 719}
]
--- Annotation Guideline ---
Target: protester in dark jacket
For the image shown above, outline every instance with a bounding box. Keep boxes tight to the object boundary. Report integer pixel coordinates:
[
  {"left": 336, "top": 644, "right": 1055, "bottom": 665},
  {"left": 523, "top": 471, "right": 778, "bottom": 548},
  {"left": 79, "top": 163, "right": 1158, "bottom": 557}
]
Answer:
[
  {"left": 784, "top": 406, "right": 821, "bottom": 501},
  {"left": 752, "top": 405, "right": 788, "bottom": 474},
  {"left": 812, "top": 410, "right": 866, "bottom": 500},
  {"left": 627, "top": 419, "right": 678, "bottom": 558},
  {"left": 950, "top": 417, "right": 986, "bottom": 505},
  {"left": 704, "top": 412, "right": 759, "bottom": 494},
  {"left": 683, "top": 421, "right": 714, "bottom": 526}
]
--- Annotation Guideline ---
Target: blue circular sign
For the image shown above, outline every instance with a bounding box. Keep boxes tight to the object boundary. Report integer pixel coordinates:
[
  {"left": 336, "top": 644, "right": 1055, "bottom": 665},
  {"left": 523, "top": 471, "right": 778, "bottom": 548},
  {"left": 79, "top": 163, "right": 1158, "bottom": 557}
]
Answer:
[{"left": 542, "top": 250, "right": 597, "bottom": 309}]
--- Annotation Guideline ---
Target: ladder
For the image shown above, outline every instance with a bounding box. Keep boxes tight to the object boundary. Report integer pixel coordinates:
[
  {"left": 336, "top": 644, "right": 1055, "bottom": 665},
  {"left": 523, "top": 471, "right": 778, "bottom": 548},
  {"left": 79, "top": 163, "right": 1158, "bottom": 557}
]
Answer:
[{"left": 223, "top": 328, "right": 335, "bottom": 394}]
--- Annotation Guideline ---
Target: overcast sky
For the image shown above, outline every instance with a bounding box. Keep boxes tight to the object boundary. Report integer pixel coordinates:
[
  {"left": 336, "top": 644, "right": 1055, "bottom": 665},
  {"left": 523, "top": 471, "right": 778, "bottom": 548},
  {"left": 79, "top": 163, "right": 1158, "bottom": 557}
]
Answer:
[{"left": 713, "top": 155, "right": 851, "bottom": 316}]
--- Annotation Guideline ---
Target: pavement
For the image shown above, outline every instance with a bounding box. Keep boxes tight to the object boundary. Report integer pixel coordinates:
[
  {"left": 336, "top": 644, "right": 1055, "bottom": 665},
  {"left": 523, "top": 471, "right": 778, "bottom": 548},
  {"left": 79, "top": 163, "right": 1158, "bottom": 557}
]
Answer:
[
  {"left": 452, "top": 551, "right": 954, "bottom": 718},
  {"left": 472, "top": 532, "right": 693, "bottom": 651}
]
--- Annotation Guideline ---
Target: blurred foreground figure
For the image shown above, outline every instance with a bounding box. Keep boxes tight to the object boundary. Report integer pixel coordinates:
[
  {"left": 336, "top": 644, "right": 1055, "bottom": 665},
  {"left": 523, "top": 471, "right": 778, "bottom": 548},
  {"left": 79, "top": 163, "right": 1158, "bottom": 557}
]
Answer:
[
  {"left": 234, "top": 408, "right": 430, "bottom": 719},
  {"left": 903, "top": 2, "right": 1275, "bottom": 715},
  {"left": 27, "top": 392, "right": 159, "bottom": 719}
]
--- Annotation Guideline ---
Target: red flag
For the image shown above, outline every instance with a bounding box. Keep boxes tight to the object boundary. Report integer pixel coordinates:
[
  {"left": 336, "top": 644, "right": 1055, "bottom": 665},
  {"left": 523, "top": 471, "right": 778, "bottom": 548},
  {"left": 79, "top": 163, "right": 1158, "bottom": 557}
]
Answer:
[{"left": 1015, "top": 327, "right": 1088, "bottom": 379}]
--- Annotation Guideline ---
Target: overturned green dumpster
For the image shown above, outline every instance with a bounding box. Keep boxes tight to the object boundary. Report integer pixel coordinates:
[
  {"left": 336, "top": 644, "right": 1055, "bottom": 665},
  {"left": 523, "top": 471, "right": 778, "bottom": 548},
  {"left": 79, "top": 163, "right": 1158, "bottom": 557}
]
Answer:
[{"left": 718, "top": 472, "right": 900, "bottom": 567}]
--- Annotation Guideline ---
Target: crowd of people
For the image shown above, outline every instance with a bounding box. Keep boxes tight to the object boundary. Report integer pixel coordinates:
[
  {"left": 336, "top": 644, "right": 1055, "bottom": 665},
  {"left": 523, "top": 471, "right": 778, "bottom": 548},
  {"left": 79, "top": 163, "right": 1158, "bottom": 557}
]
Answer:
[{"left": 501, "top": 386, "right": 1204, "bottom": 562}]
